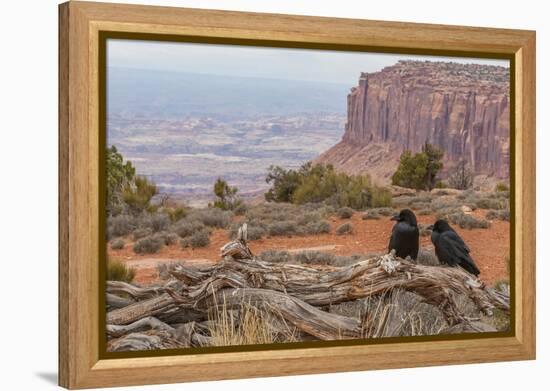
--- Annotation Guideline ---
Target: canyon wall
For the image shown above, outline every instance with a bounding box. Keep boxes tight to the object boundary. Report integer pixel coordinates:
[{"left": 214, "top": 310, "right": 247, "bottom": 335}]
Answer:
[{"left": 316, "top": 60, "right": 510, "bottom": 183}]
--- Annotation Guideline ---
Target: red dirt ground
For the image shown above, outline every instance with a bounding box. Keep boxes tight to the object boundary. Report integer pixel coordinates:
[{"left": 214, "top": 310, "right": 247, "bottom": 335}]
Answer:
[{"left": 109, "top": 210, "right": 510, "bottom": 286}]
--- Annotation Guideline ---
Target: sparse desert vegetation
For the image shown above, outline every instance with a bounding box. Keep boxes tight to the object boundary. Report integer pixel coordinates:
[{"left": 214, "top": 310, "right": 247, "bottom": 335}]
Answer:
[{"left": 105, "top": 146, "right": 510, "bottom": 353}]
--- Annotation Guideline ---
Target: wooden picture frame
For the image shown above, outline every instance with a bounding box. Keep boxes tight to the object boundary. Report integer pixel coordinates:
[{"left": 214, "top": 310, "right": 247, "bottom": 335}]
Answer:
[{"left": 59, "top": 1, "right": 536, "bottom": 388}]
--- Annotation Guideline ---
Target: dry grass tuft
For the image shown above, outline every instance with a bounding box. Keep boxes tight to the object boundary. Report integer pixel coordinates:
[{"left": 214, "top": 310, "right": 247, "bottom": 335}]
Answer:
[{"left": 207, "top": 298, "right": 298, "bottom": 346}]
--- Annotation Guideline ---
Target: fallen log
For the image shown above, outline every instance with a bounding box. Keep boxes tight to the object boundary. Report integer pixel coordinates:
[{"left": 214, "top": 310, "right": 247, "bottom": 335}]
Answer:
[{"left": 105, "top": 226, "right": 510, "bottom": 351}]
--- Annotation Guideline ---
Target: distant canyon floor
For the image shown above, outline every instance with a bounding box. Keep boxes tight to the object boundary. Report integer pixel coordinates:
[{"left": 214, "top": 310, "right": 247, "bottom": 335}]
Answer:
[{"left": 109, "top": 209, "right": 509, "bottom": 287}]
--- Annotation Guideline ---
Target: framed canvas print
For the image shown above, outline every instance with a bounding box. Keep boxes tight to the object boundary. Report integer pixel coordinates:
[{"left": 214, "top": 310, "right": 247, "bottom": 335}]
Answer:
[{"left": 58, "top": 1, "right": 536, "bottom": 389}]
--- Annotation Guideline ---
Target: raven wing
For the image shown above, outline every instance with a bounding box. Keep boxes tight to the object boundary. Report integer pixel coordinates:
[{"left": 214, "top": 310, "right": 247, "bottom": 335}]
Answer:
[{"left": 438, "top": 231, "right": 480, "bottom": 275}]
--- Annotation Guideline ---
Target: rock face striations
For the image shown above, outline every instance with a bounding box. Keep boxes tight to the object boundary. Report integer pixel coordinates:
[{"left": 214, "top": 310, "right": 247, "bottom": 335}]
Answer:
[{"left": 316, "top": 60, "right": 510, "bottom": 183}]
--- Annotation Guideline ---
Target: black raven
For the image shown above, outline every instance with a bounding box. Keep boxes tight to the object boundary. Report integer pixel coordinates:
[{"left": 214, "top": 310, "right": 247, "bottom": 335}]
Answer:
[
  {"left": 388, "top": 209, "right": 419, "bottom": 260},
  {"left": 428, "top": 219, "right": 480, "bottom": 276}
]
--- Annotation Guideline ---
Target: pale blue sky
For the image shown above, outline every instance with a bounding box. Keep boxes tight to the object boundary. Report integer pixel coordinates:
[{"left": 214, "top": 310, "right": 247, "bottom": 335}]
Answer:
[{"left": 107, "top": 39, "right": 509, "bottom": 85}]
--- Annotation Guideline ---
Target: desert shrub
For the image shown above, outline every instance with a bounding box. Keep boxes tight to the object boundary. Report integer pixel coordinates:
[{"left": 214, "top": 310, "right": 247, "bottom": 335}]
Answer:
[
  {"left": 155, "top": 231, "right": 179, "bottom": 246},
  {"left": 133, "top": 235, "right": 164, "bottom": 254},
  {"left": 362, "top": 210, "right": 380, "bottom": 220},
  {"left": 110, "top": 238, "right": 125, "bottom": 250},
  {"left": 296, "top": 211, "right": 322, "bottom": 226},
  {"left": 180, "top": 230, "right": 210, "bottom": 248},
  {"left": 257, "top": 249, "right": 292, "bottom": 263},
  {"left": 435, "top": 181, "right": 447, "bottom": 189},
  {"left": 163, "top": 206, "right": 187, "bottom": 223},
  {"left": 239, "top": 203, "right": 331, "bottom": 238},
  {"left": 417, "top": 208, "right": 432, "bottom": 216},
  {"left": 132, "top": 227, "right": 152, "bottom": 241},
  {"left": 173, "top": 219, "right": 207, "bottom": 238},
  {"left": 336, "top": 222, "right": 353, "bottom": 235},
  {"left": 188, "top": 208, "right": 232, "bottom": 228},
  {"left": 446, "top": 212, "right": 490, "bottom": 229},
  {"left": 229, "top": 223, "right": 266, "bottom": 241},
  {"left": 410, "top": 195, "right": 433, "bottom": 204},
  {"left": 293, "top": 251, "right": 336, "bottom": 265},
  {"left": 416, "top": 249, "right": 439, "bottom": 266},
  {"left": 410, "top": 201, "right": 431, "bottom": 210},
  {"left": 108, "top": 214, "right": 137, "bottom": 237},
  {"left": 107, "top": 260, "right": 135, "bottom": 283},
  {"left": 233, "top": 202, "right": 248, "bottom": 216},
  {"left": 486, "top": 209, "right": 510, "bottom": 221},
  {"left": 246, "top": 225, "right": 267, "bottom": 240},
  {"left": 258, "top": 249, "right": 362, "bottom": 267},
  {"left": 267, "top": 221, "right": 298, "bottom": 236},
  {"left": 391, "top": 195, "right": 415, "bottom": 208},
  {"left": 302, "top": 220, "right": 331, "bottom": 234},
  {"left": 373, "top": 207, "right": 396, "bottom": 216},
  {"left": 447, "top": 160, "right": 474, "bottom": 190},
  {"left": 141, "top": 213, "right": 171, "bottom": 232},
  {"left": 429, "top": 197, "right": 461, "bottom": 212},
  {"left": 495, "top": 182, "right": 509, "bottom": 192},
  {"left": 475, "top": 197, "right": 506, "bottom": 210},
  {"left": 337, "top": 207, "right": 354, "bottom": 219}
]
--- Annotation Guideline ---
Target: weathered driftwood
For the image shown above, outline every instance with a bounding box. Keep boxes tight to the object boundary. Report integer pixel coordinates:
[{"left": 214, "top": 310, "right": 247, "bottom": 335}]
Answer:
[{"left": 105, "top": 227, "right": 510, "bottom": 351}]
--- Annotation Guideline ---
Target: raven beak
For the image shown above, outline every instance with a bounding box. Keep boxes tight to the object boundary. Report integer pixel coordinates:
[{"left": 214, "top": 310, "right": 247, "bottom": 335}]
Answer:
[
  {"left": 426, "top": 224, "right": 434, "bottom": 231},
  {"left": 390, "top": 215, "right": 399, "bottom": 221}
]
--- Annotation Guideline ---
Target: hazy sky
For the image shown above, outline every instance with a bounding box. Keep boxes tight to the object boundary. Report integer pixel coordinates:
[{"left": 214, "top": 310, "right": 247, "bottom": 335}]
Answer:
[{"left": 108, "top": 39, "right": 509, "bottom": 85}]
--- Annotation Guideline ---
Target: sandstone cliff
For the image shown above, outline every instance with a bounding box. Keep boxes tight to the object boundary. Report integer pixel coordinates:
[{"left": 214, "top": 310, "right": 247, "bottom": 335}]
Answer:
[{"left": 316, "top": 60, "right": 510, "bottom": 183}]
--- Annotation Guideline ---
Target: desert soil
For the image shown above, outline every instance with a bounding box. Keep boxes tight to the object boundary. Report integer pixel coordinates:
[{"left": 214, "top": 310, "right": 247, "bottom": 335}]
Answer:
[{"left": 109, "top": 210, "right": 509, "bottom": 286}]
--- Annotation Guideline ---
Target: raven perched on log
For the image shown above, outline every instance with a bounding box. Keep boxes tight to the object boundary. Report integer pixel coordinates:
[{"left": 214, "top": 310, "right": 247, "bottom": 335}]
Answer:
[
  {"left": 388, "top": 209, "right": 419, "bottom": 260},
  {"left": 428, "top": 219, "right": 480, "bottom": 276}
]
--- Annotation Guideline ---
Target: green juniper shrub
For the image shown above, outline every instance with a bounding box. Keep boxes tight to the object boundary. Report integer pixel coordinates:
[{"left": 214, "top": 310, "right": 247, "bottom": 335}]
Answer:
[
  {"left": 106, "top": 145, "right": 136, "bottom": 215},
  {"left": 391, "top": 143, "right": 444, "bottom": 190},
  {"left": 133, "top": 235, "right": 164, "bottom": 254},
  {"left": 336, "top": 222, "right": 353, "bottom": 235},
  {"left": 212, "top": 178, "right": 243, "bottom": 211},
  {"left": 123, "top": 176, "right": 158, "bottom": 215},
  {"left": 264, "top": 163, "right": 391, "bottom": 209}
]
